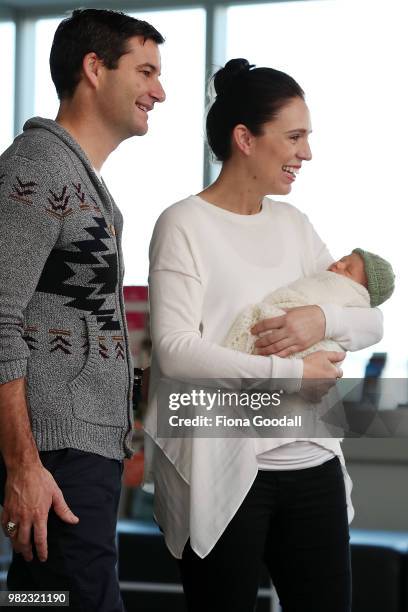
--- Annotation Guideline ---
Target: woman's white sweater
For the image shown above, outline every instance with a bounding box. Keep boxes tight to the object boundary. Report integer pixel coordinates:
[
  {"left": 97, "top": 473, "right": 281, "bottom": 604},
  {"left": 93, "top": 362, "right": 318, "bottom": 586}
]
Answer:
[{"left": 144, "top": 195, "right": 383, "bottom": 559}]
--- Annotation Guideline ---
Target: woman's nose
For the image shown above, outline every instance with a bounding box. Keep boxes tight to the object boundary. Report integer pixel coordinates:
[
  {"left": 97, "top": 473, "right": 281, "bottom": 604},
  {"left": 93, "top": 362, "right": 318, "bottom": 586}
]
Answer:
[
  {"left": 302, "top": 141, "right": 312, "bottom": 161},
  {"left": 297, "top": 140, "right": 312, "bottom": 161}
]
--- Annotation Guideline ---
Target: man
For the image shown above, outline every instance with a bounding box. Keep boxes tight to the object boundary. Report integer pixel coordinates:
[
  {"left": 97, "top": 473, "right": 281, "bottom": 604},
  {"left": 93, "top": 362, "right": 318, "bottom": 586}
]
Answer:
[{"left": 0, "top": 9, "right": 165, "bottom": 610}]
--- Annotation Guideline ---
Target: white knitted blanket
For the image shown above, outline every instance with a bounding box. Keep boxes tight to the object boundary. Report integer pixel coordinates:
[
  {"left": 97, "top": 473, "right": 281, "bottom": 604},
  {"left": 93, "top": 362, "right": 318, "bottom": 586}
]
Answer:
[{"left": 223, "top": 271, "right": 370, "bottom": 358}]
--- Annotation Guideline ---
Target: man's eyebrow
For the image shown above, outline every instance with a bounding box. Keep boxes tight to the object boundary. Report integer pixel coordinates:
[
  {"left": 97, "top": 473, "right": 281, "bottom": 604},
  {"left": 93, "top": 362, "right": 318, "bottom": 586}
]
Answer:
[{"left": 137, "top": 62, "right": 160, "bottom": 75}]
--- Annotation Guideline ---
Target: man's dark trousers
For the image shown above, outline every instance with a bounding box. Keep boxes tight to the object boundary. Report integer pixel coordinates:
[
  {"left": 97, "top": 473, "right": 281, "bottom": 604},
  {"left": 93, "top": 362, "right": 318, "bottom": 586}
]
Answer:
[{"left": 0, "top": 448, "right": 124, "bottom": 612}]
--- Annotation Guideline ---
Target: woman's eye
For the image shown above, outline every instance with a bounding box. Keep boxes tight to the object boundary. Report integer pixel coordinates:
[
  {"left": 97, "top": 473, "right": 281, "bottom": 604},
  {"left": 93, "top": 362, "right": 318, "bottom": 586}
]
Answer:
[{"left": 290, "top": 135, "right": 300, "bottom": 142}]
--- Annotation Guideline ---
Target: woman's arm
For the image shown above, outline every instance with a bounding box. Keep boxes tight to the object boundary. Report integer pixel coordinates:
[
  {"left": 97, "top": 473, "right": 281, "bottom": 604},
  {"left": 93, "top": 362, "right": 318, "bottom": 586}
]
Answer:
[
  {"left": 149, "top": 213, "right": 303, "bottom": 391},
  {"left": 149, "top": 269, "right": 303, "bottom": 389},
  {"left": 252, "top": 212, "right": 383, "bottom": 355},
  {"left": 319, "top": 303, "right": 383, "bottom": 351}
]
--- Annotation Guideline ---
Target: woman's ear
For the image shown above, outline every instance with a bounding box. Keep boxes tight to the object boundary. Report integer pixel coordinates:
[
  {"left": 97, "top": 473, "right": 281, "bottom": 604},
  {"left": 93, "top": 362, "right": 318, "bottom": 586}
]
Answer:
[{"left": 232, "top": 124, "right": 254, "bottom": 156}]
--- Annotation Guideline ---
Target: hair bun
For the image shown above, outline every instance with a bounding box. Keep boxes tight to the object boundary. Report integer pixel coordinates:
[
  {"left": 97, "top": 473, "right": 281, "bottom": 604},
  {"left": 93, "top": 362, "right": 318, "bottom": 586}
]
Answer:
[{"left": 214, "top": 58, "right": 253, "bottom": 96}]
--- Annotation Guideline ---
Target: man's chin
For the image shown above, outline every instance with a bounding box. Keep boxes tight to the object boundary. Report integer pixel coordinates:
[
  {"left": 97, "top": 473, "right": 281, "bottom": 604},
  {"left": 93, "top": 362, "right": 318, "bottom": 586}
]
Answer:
[
  {"left": 125, "top": 121, "right": 148, "bottom": 138},
  {"left": 133, "top": 125, "right": 148, "bottom": 137}
]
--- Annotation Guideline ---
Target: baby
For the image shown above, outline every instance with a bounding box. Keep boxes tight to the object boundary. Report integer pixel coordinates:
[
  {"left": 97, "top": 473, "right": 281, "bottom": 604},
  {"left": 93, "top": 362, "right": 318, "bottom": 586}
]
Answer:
[{"left": 224, "top": 248, "right": 395, "bottom": 358}]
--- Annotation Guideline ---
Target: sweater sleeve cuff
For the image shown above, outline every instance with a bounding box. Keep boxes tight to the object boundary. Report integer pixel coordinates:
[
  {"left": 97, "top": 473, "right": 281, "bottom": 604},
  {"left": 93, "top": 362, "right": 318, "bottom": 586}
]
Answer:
[
  {"left": 0, "top": 359, "right": 27, "bottom": 385},
  {"left": 318, "top": 303, "right": 341, "bottom": 339},
  {"left": 270, "top": 356, "right": 303, "bottom": 394}
]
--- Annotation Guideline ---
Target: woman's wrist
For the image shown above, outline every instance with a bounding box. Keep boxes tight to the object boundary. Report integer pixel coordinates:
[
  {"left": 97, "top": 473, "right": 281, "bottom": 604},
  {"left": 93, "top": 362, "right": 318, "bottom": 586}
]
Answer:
[
  {"left": 270, "top": 355, "right": 303, "bottom": 393},
  {"left": 317, "top": 303, "right": 338, "bottom": 339}
]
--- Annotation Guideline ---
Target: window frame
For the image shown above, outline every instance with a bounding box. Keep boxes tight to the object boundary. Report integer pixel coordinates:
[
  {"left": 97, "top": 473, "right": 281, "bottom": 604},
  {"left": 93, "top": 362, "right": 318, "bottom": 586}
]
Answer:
[{"left": 6, "top": 0, "right": 313, "bottom": 187}]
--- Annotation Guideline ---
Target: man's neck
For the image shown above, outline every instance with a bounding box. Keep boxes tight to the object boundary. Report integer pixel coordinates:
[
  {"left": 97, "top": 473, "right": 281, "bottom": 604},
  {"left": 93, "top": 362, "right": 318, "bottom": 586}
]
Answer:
[{"left": 55, "top": 104, "right": 120, "bottom": 172}]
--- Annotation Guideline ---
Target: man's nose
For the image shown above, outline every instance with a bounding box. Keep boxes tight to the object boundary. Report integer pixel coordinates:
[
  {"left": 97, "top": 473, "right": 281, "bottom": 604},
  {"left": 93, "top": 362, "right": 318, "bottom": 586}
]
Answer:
[{"left": 152, "top": 79, "right": 166, "bottom": 103}]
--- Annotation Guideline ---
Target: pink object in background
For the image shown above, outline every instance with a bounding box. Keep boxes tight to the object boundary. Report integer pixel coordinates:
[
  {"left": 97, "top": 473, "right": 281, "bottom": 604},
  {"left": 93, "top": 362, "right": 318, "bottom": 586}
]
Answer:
[{"left": 124, "top": 286, "right": 150, "bottom": 367}]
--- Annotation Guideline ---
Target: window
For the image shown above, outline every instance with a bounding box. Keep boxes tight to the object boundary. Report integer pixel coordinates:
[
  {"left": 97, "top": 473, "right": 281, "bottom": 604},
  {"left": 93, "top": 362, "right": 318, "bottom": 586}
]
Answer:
[
  {"left": 227, "top": 0, "right": 406, "bottom": 377},
  {"left": 105, "top": 9, "right": 205, "bottom": 286},
  {"left": 34, "top": 9, "right": 206, "bottom": 286},
  {"left": 34, "top": 17, "right": 61, "bottom": 120},
  {"left": 0, "top": 21, "right": 15, "bottom": 153}
]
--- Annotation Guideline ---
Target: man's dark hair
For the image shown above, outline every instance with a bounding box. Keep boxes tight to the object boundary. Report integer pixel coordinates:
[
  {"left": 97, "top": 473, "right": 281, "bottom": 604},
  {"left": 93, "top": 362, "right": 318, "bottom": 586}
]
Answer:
[{"left": 50, "top": 8, "right": 165, "bottom": 100}]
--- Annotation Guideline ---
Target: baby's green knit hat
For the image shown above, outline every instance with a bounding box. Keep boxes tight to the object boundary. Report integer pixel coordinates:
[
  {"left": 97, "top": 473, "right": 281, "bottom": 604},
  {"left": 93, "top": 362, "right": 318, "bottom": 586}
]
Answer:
[{"left": 352, "top": 248, "right": 395, "bottom": 307}]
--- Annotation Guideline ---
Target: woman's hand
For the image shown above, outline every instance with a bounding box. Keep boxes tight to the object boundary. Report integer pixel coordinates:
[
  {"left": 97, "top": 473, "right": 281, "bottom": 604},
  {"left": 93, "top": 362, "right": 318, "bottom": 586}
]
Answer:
[
  {"left": 302, "top": 350, "right": 345, "bottom": 379},
  {"left": 251, "top": 305, "right": 326, "bottom": 357},
  {"left": 300, "top": 350, "right": 345, "bottom": 402}
]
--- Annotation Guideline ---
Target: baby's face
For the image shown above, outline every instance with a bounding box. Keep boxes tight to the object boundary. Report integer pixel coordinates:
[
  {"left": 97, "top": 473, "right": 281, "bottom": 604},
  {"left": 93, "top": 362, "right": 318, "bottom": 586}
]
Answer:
[{"left": 327, "top": 252, "right": 368, "bottom": 287}]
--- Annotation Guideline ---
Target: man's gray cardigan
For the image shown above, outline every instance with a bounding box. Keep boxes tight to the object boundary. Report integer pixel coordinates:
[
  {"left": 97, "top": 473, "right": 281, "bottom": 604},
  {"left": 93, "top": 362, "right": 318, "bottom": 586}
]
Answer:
[{"left": 0, "top": 117, "right": 134, "bottom": 459}]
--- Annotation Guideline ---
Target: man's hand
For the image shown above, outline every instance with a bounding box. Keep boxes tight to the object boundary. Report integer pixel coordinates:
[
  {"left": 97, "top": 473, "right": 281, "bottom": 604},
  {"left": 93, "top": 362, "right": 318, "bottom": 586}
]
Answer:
[
  {"left": 1, "top": 462, "right": 79, "bottom": 562},
  {"left": 0, "top": 377, "right": 79, "bottom": 562},
  {"left": 251, "top": 305, "right": 326, "bottom": 357}
]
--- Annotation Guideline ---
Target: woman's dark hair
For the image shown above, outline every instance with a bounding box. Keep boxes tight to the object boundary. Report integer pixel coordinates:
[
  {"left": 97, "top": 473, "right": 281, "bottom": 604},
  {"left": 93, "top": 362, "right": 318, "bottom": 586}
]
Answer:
[
  {"left": 50, "top": 9, "right": 165, "bottom": 100},
  {"left": 206, "top": 58, "right": 305, "bottom": 161}
]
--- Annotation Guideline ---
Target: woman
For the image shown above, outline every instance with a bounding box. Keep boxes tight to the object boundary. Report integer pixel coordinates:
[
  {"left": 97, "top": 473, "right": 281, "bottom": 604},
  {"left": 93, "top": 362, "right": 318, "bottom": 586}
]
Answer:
[{"left": 145, "top": 59, "right": 383, "bottom": 611}]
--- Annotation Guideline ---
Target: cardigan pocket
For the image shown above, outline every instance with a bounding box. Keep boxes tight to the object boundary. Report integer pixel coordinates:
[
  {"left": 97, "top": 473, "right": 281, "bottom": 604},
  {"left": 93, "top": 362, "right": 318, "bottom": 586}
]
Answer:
[{"left": 68, "top": 314, "right": 128, "bottom": 427}]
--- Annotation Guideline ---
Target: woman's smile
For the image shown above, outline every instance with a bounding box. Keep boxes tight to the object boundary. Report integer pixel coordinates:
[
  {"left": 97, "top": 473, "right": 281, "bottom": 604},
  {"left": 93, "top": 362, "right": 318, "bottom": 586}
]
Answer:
[{"left": 282, "top": 164, "right": 301, "bottom": 182}]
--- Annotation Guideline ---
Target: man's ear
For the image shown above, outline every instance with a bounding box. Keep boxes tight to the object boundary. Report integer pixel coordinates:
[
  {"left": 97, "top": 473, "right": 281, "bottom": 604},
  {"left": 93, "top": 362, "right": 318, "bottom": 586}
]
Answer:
[
  {"left": 232, "top": 124, "right": 254, "bottom": 156},
  {"left": 81, "top": 52, "right": 104, "bottom": 90}
]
